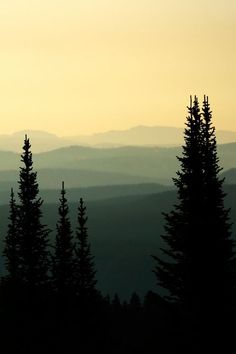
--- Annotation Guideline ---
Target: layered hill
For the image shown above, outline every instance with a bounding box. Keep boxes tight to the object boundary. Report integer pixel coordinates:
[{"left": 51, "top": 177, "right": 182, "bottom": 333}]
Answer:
[
  {"left": 0, "top": 143, "right": 235, "bottom": 188},
  {"left": 1, "top": 126, "right": 236, "bottom": 152},
  {"left": 0, "top": 183, "right": 173, "bottom": 205}
]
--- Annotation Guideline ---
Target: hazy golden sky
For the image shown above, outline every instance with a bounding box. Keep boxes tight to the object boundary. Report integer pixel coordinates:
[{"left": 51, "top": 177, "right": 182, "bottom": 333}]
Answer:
[{"left": 0, "top": 0, "right": 235, "bottom": 135}]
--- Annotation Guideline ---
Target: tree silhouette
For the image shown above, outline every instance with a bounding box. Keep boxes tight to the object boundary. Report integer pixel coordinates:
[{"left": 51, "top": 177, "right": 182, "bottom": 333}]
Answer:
[
  {"left": 74, "top": 198, "right": 97, "bottom": 303},
  {"left": 153, "top": 96, "right": 236, "bottom": 315},
  {"left": 3, "top": 188, "right": 19, "bottom": 284},
  {"left": 52, "top": 181, "right": 74, "bottom": 298},
  {"left": 17, "top": 135, "right": 50, "bottom": 291},
  {"left": 153, "top": 96, "right": 205, "bottom": 308}
]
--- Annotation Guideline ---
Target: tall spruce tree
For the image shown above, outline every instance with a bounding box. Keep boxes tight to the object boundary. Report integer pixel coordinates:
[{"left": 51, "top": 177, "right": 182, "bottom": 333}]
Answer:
[
  {"left": 52, "top": 181, "right": 74, "bottom": 297},
  {"left": 3, "top": 188, "right": 19, "bottom": 284},
  {"left": 153, "top": 96, "right": 236, "bottom": 313},
  {"left": 74, "top": 198, "right": 97, "bottom": 302},
  {"left": 17, "top": 135, "right": 50, "bottom": 290},
  {"left": 153, "top": 96, "right": 205, "bottom": 308}
]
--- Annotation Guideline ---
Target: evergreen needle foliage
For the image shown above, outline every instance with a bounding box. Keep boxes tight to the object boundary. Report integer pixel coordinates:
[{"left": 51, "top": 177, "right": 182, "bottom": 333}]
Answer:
[
  {"left": 75, "top": 198, "right": 97, "bottom": 302},
  {"left": 153, "top": 96, "right": 236, "bottom": 314},
  {"left": 52, "top": 181, "right": 74, "bottom": 297},
  {"left": 17, "top": 135, "right": 50, "bottom": 289},
  {"left": 3, "top": 188, "right": 19, "bottom": 283}
]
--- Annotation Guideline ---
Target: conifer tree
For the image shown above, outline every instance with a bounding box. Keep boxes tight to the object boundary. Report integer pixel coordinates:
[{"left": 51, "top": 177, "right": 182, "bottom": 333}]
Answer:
[
  {"left": 153, "top": 96, "right": 205, "bottom": 308},
  {"left": 74, "top": 198, "right": 97, "bottom": 302},
  {"left": 153, "top": 95, "right": 236, "bottom": 321},
  {"left": 17, "top": 135, "right": 50, "bottom": 290},
  {"left": 3, "top": 188, "right": 19, "bottom": 283},
  {"left": 52, "top": 182, "right": 74, "bottom": 297}
]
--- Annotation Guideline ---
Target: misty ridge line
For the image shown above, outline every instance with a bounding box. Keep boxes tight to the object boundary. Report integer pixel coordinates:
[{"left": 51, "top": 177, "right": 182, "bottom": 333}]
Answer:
[
  {"left": 0, "top": 138, "right": 235, "bottom": 192},
  {"left": 1, "top": 125, "right": 236, "bottom": 153}
]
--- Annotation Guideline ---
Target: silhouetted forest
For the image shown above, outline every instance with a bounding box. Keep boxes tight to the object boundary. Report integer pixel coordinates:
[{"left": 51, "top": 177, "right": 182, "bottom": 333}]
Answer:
[{"left": 0, "top": 96, "right": 235, "bottom": 353}]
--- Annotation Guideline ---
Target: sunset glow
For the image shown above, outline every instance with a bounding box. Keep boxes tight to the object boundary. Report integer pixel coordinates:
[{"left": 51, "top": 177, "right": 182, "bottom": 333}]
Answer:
[{"left": 0, "top": 0, "right": 235, "bottom": 135}]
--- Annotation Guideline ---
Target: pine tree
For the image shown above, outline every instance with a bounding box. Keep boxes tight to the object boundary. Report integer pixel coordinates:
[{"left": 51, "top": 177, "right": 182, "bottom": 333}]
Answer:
[
  {"left": 17, "top": 135, "right": 50, "bottom": 290},
  {"left": 74, "top": 198, "right": 97, "bottom": 303},
  {"left": 3, "top": 188, "right": 19, "bottom": 283},
  {"left": 153, "top": 96, "right": 236, "bottom": 317},
  {"left": 153, "top": 96, "right": 205, "bottom": 309},
  {"left": 52, "top": 181, "right": 74, "bottom": 298}
]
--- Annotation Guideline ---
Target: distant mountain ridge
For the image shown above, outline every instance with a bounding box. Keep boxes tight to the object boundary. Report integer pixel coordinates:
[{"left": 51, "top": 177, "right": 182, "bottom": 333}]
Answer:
[
  {"left": 0, "top": 143, "right": 235, "bottom": 186},
  {"left": 1, "top": 126, "right": 236, "bottom": 152},
  {"left": 0, "top": 183, "right": 173, "bottom": 205},
  {"left": 0, "top": 168, "right": 158, "bottom": 190}
]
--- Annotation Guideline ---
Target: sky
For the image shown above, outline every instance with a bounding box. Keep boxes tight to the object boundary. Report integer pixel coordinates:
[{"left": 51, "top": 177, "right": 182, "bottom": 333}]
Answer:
[{"left": 0, "top": 0, "right": 235, "bottom": 136}]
